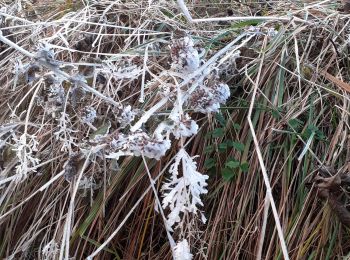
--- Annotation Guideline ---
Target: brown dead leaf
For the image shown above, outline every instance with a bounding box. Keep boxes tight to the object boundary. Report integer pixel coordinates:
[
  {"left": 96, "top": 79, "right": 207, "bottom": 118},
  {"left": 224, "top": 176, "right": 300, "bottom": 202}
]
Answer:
[{"left": 319, "top": 69, "right": 350, "bottom": 93}]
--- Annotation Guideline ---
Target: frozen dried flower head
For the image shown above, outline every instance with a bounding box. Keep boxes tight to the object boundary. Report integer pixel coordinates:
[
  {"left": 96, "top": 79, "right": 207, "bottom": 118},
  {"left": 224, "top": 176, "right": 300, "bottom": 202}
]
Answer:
[
  {"left": 170, "top": 36, "right": 200, "bottom": 73},
  {"left": 174, "top": 239, "right": 193, "bottom": 260},
  {"left": 162, "top": 148, "right": 208, "bottom": 230},
  {"left": 154, "top": 112, "right": 198, "bottom": 140},
  {"left": 108, "top": 130, "right": 171, "bottom": 160},
  {"left": 169, "top": 110, "right": 198, "bottom": 139},
  {"left": 187, "top": 80, "right": 230, "bottom": 113},
  {"left": 42, "top": 240, "right": 59, "bottom": 259},
  {"left": 114, "top": 105, "right": 136, "bottom": 128},
  {"left": 36, "top": 43, "right": 59, "bottom": 67},
  {"left": 81, "top": 106, "right": 97, "bottom": 124}
]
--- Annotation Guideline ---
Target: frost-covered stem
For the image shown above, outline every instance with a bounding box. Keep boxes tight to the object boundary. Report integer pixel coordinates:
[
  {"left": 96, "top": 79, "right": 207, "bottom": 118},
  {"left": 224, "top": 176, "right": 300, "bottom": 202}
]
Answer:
[
  {"left": 0, "top": 30, "right": 35, "bottom": 58},
  {"left": 59, "top": 152, "right": 91, "bottom": 260},
  {"left": 17, "top": 79, "right": 42, "bottom": 180},
  {"left": 247, "top": 38, "right": 289, "bottom": 260},
  {"left": 62, "top": 88, "right": 72, "bottom": 154},
  {"left": 51, "top": 67, "right": 120, "bottom": 107},
  {"left": 0, "top": 11, "right": 33, "bottom": 24},
  {"left": 139, "top": 44, "right": 149, "bottom": 103},
  {"left": 130, "top": 96, "right": 169, "bottom": 132},
  {"left": 175, "top": 75, "right": 189, "bottom": 238},
  {"left": 0, "top": 32, "right": 120, "bottom": 107},
  {"left": 142, "top": 155, "right": 176, "bottom": 256},
  {"left": 176, "top": 0, "right": 193, "bottom": 23}
]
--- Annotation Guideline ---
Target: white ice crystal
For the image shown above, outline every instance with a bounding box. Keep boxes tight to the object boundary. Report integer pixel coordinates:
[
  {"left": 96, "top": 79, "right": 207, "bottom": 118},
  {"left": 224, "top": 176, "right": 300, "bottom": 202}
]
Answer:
[
  {"left": 267, "top": 27, "right": 278, "bottom": 37},
  {"left": 170, "top": 36, "right": 200, "bottom": 74},
  {"left": 174, "top": 239, "right": 193, "bottom": 260},
  {"left": 162, "top": 148, "right": 208, "bottom": 230},
  {"left": 12, "top": 133, "right": 40, "bottom": 182}
]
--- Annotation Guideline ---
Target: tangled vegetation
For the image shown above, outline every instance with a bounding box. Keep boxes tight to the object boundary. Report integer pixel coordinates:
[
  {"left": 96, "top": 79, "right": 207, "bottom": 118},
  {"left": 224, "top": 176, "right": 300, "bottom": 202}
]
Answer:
[{"left": 0, "top": 0, "right": 349, "bottom": 259}]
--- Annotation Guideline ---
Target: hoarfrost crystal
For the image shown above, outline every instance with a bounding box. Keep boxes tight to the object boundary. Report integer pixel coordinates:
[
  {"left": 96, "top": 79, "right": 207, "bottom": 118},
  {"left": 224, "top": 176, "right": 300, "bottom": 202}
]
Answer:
[
  {"left": 12, "top": 133, "right": 40, "bottom": 182},
  {"left": 174, "top": 239, "right": 193, "bottom": 260},
  {"left": 162, "top": 148, "right": 208, "bottom": 230}
]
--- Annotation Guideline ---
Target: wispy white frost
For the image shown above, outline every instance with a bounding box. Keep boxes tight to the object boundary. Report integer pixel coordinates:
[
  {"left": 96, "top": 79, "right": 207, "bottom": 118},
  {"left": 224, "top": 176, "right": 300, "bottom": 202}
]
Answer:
[
  {"left": 174, "top": 239, "right": 193, "bottom": 260},
  {"left": 162, "top": 148, "right": 208, "bottom": 230}
]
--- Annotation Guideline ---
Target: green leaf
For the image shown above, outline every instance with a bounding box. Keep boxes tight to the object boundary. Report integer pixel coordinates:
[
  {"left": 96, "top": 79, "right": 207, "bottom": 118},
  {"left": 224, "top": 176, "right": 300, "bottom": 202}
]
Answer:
[
  {"left": 204, "top": 158, "right": 216, "bottom": 169},
  {"left": 240, "top": 162, "right": 249, "bottom": 172},
  {"left": 288, "top": 118, "right": 303, "bottom": 132},
  {"left": 215, "top": 113, "right": 226, "bottom": 127},
  {"left": 218, "top": 142, "right": 228, "bottom": 151},
  {"left": 221, "top": 168, "right": 235, "bottom": 181},
  {"left": 231, "top": 142, "right": 245, "bottom": 152},
  {"left": 89, "top": 121, "right": 111, "bottom": 139},
  {"left": 204, "top": 145, "right": 214, "bottom": 154},
  {"left": 212, "top": 128, "right": 225, "bottom": 138},
  {"left": 271, "top": 108, "right": 282, "bottom": 119},
  {"left": 233, "top": 123, "right": 241, "bottom": 130},
  {"left": 225, "top": 160, "right": 240, "bottom": 169},
  {"left": 230, "top": 19, "right": 261, "bottom": 29}
]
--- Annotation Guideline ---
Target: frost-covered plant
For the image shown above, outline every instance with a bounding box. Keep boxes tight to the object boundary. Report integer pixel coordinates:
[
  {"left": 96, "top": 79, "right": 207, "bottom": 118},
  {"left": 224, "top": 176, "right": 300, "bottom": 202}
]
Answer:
[
  {"left": 114, "top": 104, "right": 136, "bottom": 128},
  {"left": 162, "top": 148, "right": 208, "bottom": 230},
  {"left": 81, "top": 106, "right": 97, "bottom": 124},
  {"left": 12, "top": 133, "right": 40, "bottom": 182},
  {"left": 54, "top": 112, "right": 77, "bottom": 153},
  {"left": 107, "top": 130, "right": 171, "bottom": 160},
  {"left": 174, "top": 239, "right": 193, "bottom": 260},
  {"left": 42, "top": 240, "right": 59, "bottom": 259},
  {"left": 156, "top": 36, "right": 230, "bottom": 258},
  {"left": 170, "top": 36, "right": 200, "bottom": 73},
  {"left": 187, "top": 80, "right": 230, "bottom": 113}
]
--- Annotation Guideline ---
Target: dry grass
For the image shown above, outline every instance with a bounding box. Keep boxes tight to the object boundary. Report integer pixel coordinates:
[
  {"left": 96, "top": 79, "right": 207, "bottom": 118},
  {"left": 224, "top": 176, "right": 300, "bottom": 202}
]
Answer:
[{"left": 0, "top": 0, "right": 349, "bottom": 259}]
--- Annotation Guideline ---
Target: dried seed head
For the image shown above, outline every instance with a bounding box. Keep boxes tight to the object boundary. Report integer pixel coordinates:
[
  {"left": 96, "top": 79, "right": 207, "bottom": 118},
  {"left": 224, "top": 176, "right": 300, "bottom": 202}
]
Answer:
[
  {"left": 81, "top": 106, "right": 97, "bottom": 124},
  {"left": 170, "top": 36, "right": 200, "bottom": 74}
]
